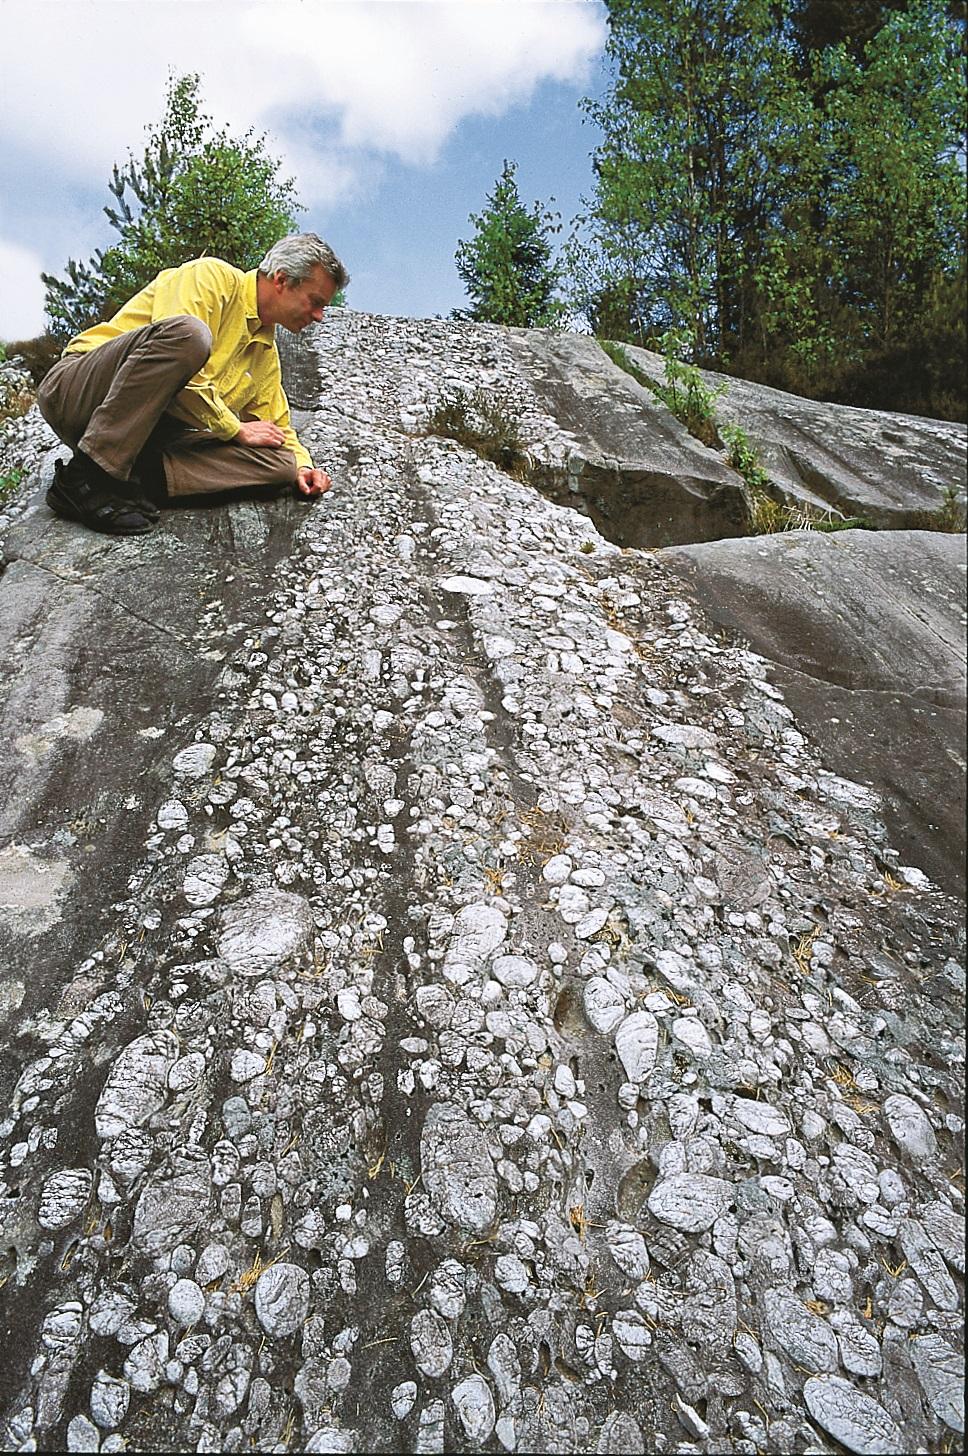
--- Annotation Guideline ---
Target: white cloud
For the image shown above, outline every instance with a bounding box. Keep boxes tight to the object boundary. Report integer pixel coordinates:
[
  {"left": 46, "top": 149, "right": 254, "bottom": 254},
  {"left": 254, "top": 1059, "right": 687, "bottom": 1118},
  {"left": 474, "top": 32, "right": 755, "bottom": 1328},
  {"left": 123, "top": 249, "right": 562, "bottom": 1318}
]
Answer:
[
  {"left": 0, "top": 0, "right": 605, "bottom": 203},
  {"left": 0, "top": 239, "right": 47, "bottom": 341}
]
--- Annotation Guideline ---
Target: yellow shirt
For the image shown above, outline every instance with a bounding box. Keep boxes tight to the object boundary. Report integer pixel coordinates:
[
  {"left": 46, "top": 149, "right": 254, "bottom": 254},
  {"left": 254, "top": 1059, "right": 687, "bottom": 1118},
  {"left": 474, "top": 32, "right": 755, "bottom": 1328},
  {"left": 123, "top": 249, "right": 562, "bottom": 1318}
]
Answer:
[{"left": 65, "top": 257, "right": 311, "bottom": 470}]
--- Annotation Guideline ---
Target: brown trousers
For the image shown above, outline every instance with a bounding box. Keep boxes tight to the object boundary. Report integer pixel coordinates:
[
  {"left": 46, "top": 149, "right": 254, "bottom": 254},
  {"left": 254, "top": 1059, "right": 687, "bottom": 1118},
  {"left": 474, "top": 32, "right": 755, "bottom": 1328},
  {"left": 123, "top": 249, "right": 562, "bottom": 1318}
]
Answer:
[{"left": 37, "top": 316, "right": 298, "bottom": 498}]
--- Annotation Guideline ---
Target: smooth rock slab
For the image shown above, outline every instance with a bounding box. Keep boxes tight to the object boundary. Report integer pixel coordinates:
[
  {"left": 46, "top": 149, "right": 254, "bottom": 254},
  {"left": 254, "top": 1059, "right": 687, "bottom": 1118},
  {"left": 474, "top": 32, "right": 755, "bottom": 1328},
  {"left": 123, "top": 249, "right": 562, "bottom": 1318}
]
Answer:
[
  {"left": 647, "top": 1173, "right": 732, "bottom": 1232},
  {"left": 217, "top": 890, "right": 312, "bottom": 977},
  {"left": 255, "top": 1262, "right": 310, "bottom": 1338},
  {"left": 421, "top": 1102, "right": 497, "bottom": 1234},
  {"left": 38, "top": 1167, "right": 92, "bottom": 1230},
  {"left": 803, "top": 1375, "right": 904, "bottom": 1455},
  {"left": 94, "top": 1031, "right": 177, "bottom": 1139},
  {"left": 614, "top": 1010, "right": 659, "bottom": 1083}
]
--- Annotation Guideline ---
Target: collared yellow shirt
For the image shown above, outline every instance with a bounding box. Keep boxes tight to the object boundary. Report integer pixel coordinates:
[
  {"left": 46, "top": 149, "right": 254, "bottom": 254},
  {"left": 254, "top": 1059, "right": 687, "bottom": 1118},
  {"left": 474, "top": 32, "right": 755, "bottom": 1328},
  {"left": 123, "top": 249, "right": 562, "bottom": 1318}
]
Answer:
[{"left": 65, "top": 257, "right": 312, "bottom": 470}]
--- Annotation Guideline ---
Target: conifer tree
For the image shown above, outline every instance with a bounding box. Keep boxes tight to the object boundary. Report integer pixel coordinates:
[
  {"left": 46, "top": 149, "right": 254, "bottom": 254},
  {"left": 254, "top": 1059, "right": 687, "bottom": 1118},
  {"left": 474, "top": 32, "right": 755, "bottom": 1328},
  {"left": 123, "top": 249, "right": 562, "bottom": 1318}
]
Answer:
[{"left": 454, "top": 161, "right": 564, "bottom": 328}]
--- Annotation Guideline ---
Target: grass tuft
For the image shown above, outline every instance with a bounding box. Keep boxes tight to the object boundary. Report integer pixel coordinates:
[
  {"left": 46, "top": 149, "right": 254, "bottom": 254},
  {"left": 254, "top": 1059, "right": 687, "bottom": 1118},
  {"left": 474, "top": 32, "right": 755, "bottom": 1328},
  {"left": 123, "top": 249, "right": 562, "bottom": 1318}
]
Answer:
[{"left": 423, "top": 386, "right": 533, "bottom": 482}]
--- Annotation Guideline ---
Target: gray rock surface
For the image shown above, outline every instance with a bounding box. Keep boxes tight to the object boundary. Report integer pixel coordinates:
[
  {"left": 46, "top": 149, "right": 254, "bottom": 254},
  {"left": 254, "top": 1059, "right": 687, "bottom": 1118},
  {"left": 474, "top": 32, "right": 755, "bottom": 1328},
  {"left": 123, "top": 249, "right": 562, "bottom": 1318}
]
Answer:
[
  {"left": 658, "top": 527, "right": 967, "bottom": 893},
  {"left": 622, "top": 342, "right": 968, "bottom": 529},
  {"left": 0, "top": 311, "right": 962, "bottom": 1453},
  {"left": 506, "top": 329, "right": 751, "bottom": 547}
]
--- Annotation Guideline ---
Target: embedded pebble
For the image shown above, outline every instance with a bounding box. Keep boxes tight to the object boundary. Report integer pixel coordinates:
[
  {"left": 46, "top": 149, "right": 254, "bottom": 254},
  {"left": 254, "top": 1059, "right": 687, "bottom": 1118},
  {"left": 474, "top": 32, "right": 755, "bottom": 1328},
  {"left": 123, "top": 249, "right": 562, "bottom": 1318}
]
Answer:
[
  {"left": 421, "top": 1103, "right": 497, "bottom": 1234},
  {"left": 491, "top": 954, "right": 538, "bottom": 988},
  {"left": 410, "top": 1307, "right": 453, "bottom": 1377},
  {"left": 168, "top": 1278, "right": 205, "bottom": 1326},
  {"left": 909, "top": 1333, "right": 964, "bottom": 1432},
  {"left": 217, "top": 890, "right": 312, "bottom": 976},
  {"left": 172, "top": 743, "right": 217, "bottom": 777},
  {"left": 803, "top": 1375, "right": 904, "bottom": 1454},
  {"left": 648, "top": 1173, "right": 732, "bottom": 1231},
  {"left": 89, "top": 1370, "right": 130, "bottom": 1429},
  {"left": 66, "top": 1414, "right": 101, "bottom": 1452},
  {"left": 94, "top": 1031, "right": 177, "bottom": 1139},
  {"left": 452, "top": 1374, "right": 496, "bottom": 1441},
  {"left": 392, "top": 1382, "right": 417, "bottom": 1420},
  {"left": 255, "top": 1262, "right": 310, "bottom": 1338},
  {"left": 883, "top": 1093, "right": 937, "bottom": 1162},
  {"left": 612, "top": 1310, "right": 653, "bottom": 1361},
  {"left": 583, "top": 976, "right": 625, "bottom": 1034},
  {"left": 38, "top": 1167, "right": 92, "bottom": 1229},
  {"left": 671, "top": 1016, "right": 712, "bottom": 1058},
  {"left": 615, "top": 1011, "right": 659, "bottom": 1083},
  {"left": 898, "top": 1218, "right": 959, "bottom": 1310},
  {"left": 182, "top": 853, "right": 228, "bottom": 906}
]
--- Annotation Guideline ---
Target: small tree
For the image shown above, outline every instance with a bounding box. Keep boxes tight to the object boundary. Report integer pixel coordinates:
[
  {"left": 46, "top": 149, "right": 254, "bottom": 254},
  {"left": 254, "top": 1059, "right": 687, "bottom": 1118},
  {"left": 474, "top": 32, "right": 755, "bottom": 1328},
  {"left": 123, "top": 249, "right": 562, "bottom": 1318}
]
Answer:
[
  {"left": 454, "top": 161, "right": 564, "bottom": 328},
  {"left": 43, "top": 73, "right": 303, "bottom": 340}
]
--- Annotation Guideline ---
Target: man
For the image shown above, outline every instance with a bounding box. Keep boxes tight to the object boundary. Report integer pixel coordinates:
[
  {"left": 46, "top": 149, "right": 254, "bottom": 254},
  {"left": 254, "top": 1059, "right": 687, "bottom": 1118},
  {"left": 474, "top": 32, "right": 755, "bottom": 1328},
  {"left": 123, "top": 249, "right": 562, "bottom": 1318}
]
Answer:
[{"left": 37, "top": 233, "right": 349, "bottom": 535}]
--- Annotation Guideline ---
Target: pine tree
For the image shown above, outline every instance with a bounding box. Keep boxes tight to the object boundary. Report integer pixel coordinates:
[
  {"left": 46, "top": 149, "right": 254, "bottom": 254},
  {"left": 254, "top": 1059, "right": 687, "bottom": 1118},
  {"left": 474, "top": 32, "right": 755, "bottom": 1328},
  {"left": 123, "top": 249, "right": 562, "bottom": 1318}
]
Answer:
[
  {"left": 43, "top": 74, "right": 302, "bottom": 340},
  {"left": 454, "top": 161, "right": 564, "bottom": 328}
]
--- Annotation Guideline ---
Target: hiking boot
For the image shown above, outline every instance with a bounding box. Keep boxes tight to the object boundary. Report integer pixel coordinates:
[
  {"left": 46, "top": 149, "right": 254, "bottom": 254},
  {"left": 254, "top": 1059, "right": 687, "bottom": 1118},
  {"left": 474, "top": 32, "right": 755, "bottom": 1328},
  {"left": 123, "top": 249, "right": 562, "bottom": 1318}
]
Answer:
[{"left": 46, "top": 455, "right": 157, "bottom": 535}]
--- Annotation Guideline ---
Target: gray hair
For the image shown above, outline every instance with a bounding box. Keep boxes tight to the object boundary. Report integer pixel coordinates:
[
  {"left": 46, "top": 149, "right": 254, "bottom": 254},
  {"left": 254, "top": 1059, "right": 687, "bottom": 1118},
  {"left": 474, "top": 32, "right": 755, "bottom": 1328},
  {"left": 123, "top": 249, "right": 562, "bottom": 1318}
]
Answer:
[{"left": 258, "top": 233, "right": 350, "bottom": 291}]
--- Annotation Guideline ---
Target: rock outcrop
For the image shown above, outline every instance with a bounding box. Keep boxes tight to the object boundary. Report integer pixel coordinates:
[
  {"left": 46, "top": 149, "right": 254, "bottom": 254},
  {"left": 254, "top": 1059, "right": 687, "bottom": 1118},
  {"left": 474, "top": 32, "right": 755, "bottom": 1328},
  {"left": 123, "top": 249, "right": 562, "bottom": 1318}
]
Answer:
[
  {"left": 0, "top": 312, "right": 963, "bottom": 1455},
  {"left": 657, "top": 529, "right": 967, "bottom": 896},
  {"left": 622, "top": 343, "right": 968, "bottom": 529}
]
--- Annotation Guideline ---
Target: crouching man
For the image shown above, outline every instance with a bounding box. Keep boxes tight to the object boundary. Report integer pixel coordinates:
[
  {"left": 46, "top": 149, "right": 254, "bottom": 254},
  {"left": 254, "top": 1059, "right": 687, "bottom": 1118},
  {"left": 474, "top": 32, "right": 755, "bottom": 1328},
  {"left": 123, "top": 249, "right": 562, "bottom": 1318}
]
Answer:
[{"left": 38, "top": 233, "right": 349, "bottom": 535}]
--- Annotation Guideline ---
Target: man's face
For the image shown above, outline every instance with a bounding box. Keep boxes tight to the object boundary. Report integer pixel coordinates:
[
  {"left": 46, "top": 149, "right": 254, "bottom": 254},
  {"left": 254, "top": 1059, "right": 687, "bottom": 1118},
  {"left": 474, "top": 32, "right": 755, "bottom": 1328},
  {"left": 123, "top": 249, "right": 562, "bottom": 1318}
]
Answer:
[{"left": 274, "top": 264, "right": 339, "bottom": 332}]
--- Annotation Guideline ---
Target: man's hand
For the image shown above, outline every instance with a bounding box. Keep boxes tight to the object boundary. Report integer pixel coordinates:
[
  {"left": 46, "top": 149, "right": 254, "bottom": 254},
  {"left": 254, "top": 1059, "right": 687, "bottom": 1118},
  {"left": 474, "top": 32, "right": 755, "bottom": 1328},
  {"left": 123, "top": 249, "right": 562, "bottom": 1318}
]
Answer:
[
  {"left": 237, "top": 419, "right": 286, "bottom": 448},
  {"left": 296, "top": 466, "right": 332, "bottom": 498}
]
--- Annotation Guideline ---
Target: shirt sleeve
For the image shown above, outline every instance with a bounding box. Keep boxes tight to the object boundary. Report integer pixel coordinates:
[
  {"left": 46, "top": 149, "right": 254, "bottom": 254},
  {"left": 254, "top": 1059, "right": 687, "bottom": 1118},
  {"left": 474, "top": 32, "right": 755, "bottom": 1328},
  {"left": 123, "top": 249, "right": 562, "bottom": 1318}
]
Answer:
[
  {"left": 248, "top": 356, "right": 313, "bottom": 472},
  {"left": 151, "top": 260, "right": 242, "bottom": 440}
]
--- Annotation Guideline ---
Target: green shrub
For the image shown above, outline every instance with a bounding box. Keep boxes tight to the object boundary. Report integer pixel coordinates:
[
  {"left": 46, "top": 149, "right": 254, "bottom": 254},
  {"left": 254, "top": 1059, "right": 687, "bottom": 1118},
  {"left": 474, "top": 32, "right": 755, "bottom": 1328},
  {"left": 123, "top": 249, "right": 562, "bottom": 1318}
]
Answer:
[
  {"left": 0, "top": 465, "right": 26, "bottom": 507},
  {"left": 601, "top": 333, "right": 724, "bottom": 447},
  {"left": 423, "top": 387, "right": 533, "bottom": 482}
]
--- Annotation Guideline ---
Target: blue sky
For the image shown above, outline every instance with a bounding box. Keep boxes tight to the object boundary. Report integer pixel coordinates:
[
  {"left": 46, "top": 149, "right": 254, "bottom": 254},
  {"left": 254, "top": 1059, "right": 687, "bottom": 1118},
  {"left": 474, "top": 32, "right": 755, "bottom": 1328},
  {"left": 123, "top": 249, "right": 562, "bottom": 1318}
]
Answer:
[{"left": 0, "top": 0, "right": 609, "bottom": 340}]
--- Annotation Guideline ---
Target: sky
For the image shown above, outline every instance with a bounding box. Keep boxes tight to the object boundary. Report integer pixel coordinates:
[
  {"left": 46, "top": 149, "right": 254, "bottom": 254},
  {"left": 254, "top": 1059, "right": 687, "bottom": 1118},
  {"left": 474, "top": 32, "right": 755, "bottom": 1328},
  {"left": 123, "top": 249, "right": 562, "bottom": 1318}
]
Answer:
[{"left": 0, "top": 0, "right": 610, "bottom": 341}]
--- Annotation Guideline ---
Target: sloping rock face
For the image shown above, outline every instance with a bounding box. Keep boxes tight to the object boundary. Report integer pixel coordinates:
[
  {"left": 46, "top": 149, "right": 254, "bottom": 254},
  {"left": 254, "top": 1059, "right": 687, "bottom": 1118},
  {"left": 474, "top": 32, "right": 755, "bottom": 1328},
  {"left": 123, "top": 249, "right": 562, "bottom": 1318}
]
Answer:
[
  {"left": 0, "top": 312, "right": 964, "bottom": 1456},
  {"left": 622, "top": 343, "right": 968, "bottom": 529},
  {"left": 502, "top": 330, "right": 751, "bottom": 548},
  {"left": 658, "top": 529, "right": 967, "bottom": 897}
]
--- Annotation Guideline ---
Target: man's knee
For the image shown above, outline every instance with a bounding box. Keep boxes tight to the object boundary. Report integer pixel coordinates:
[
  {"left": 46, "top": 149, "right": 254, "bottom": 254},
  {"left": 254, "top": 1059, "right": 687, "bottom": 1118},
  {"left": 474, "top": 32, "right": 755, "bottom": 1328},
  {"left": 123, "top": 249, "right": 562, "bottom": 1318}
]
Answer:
[
  {"left": 267, "top": 450, "right": 299, "bottom": 487},
  {"left": 153, "top": 315, "right": 212, "bottom": 371}
]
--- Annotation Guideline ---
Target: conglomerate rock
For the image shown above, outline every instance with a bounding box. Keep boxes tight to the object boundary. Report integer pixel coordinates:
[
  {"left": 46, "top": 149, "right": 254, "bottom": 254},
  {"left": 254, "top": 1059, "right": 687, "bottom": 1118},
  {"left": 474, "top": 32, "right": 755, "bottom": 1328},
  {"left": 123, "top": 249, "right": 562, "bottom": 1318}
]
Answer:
[{"left": 0, "top": 310, "right": 963, "bottom": 1454}]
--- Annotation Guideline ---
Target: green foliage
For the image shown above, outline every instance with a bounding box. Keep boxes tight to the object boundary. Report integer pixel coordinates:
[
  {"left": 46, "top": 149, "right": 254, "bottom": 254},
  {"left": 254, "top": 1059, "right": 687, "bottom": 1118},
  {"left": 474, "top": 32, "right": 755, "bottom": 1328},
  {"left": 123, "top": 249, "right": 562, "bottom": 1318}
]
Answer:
[
  {"left": 455, "top": 161, "right": 565, "bottom": 328},
  {"left": 0, "top": 465, "right": 26, "bottom": 507},
  {"left": 423, "top": 387, "right": 532, "bottom": 481},
  {"left": 574, "top": 0, "right": 966, "bottom": 420},
  {"left": 43, "top": 73, "right": 302, "bottom": 340},
  {"left": 600, "top": 333, "right": 724, "bottom": 447}
]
